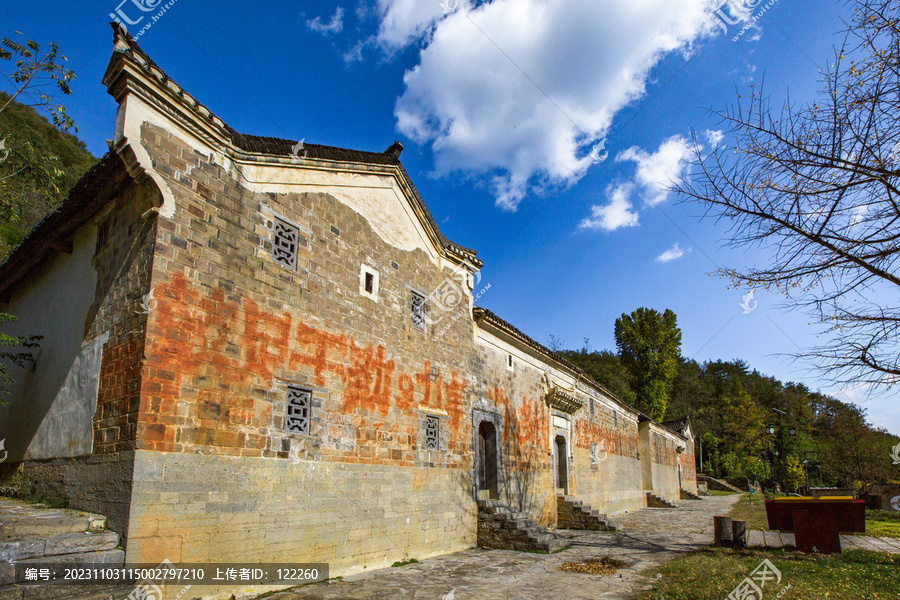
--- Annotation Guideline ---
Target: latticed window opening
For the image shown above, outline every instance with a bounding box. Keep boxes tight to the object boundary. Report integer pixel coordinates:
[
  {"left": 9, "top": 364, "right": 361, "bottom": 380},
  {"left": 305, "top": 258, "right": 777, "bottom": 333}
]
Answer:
[
  {"left": 425, "top": 415, "right": 439, "bottom": 450},
  {"left": 286, "top": 385, "right": 311, "bottom": 434},
  {"left": 272, "top": 217, "right": 300, "bottom": 269},
  {"left": 96, "top": 218, "right": 110, "bottom": 251},
  {"left": 410, "top": 291, "right": 425, "bottom": 329}
]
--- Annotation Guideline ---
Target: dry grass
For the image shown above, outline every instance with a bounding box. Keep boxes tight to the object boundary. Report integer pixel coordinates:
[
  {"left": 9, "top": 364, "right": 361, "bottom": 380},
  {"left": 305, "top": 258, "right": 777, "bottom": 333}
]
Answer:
[{"left": 558, "top": 556, "right": 630, "bottom": 575}]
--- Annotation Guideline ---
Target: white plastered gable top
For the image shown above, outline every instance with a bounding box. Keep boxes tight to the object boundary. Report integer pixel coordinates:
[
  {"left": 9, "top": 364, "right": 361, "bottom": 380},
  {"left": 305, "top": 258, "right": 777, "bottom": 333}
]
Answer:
[{"left": 99, "top": 23, "right": 481, "bottom": 274}]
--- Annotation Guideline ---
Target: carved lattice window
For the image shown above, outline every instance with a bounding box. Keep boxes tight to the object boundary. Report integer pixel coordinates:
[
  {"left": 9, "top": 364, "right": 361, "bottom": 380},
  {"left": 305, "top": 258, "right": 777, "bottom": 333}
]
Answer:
[
  {"left": 286, "top": 385, "right": 311, "bottom": 435},
  {"left": 425, "top": 415, "right": 439, "bottom": 450},
  {"left": 410, "top": 291, "right": 425, "bottom": 329},
  {"left": 272, "top": 217, "right": 300, "bottom": 270}
]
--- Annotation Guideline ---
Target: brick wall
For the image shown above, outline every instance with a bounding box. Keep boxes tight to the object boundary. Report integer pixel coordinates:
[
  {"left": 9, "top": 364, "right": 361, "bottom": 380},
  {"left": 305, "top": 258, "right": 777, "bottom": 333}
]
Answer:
[{"left": 126, "top": 120, "right": 482, "bottom": 568}]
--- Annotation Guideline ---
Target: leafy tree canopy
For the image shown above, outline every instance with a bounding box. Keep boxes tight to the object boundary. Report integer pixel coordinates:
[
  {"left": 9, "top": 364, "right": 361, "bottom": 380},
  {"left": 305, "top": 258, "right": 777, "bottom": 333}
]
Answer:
[{"left": 614, "top": 307, "right": 682, "bottom": 420}]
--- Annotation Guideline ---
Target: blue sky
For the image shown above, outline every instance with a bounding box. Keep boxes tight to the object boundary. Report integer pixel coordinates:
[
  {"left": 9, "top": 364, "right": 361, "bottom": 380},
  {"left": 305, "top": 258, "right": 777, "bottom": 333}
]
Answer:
[{"left": 5, "top": 0, "right": 898, "bottom": 435}]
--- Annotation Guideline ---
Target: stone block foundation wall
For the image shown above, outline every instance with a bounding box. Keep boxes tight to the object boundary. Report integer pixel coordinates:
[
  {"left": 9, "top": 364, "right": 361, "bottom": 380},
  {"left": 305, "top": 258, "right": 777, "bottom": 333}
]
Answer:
[{"left": 126, "top": 451, "right": 475, "bottom": 573}]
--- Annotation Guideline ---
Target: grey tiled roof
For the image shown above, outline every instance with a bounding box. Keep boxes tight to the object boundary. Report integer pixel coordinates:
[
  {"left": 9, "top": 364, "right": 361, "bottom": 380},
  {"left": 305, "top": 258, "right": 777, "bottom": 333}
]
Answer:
[{"left": 0, "top": 153, "right": 131, "bottom": 296}]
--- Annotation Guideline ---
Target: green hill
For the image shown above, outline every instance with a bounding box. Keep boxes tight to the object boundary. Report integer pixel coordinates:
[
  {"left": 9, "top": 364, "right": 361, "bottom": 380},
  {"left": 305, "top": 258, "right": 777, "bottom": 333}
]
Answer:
[{"left": 0, "top": 91, "right": 96, "bottom": 261}]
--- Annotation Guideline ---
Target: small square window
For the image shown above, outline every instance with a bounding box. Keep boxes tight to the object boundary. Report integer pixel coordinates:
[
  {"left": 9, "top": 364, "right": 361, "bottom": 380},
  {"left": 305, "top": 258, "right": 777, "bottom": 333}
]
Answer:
[
  {"left": 286, "top": 385, "right": 311, "bottom": 435},
  {"left": 410, "top": 291, "right": 425, "bottom": 329},
  {"left": 272, "top": 217, "right": 300, "bottom": 270},
  {"left": 360, "top": 265, "right": 379, "bottom": 300},
  {"left": 424, "top": 415, "right": 439, "bottom": 450}
]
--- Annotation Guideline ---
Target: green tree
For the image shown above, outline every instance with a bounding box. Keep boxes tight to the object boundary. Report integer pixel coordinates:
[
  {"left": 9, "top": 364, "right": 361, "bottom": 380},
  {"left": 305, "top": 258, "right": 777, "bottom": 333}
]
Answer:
[
  {"left": 0, "top": 33, "right": 89, "bottom": 261},
  {"left": 0, "top": 33, "right": 76, "bottom": 131},
  {"left": 559, "top": 348, "right": 637, "bottom": 407},
  {"left": 0, "top": 93, "right": 94, "bottom": 257},
  {"left": 614, "top": 307, "right": 682, "bottom": 420},
  {"left": 747, "top": 459, "right": 773, "bottom": 488},
  {"left": 786, "top": 455, "right": 806, "bottom": 493}
]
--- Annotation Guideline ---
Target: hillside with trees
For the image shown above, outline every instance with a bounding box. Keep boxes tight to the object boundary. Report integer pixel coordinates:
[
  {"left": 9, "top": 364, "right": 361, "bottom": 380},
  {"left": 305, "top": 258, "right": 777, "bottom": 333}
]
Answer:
[
  {"left": 561, "top": 330, "right": 900, "bottom": 493},
  {"left": 0, "top": 91, "right": 96, "bottom": 261}
]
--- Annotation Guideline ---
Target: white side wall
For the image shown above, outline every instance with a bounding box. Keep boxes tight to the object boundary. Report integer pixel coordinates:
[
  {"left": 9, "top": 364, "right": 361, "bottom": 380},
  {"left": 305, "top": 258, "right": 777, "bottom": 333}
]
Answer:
[{"left": 0, "top": 226, "right": 103, "bottom": 461}]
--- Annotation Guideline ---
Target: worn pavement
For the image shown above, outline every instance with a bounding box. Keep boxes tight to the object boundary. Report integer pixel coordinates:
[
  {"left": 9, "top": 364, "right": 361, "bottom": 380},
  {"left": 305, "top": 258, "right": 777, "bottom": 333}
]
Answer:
[{"left": 259, "top": 494, "right": 742, "bottom": 600}]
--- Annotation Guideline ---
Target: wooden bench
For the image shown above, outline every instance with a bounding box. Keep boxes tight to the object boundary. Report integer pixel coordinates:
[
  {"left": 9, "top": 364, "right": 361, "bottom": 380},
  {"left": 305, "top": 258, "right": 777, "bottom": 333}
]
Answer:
[{"left": 765, "top": 497, "right": 865, "bottom": 554}]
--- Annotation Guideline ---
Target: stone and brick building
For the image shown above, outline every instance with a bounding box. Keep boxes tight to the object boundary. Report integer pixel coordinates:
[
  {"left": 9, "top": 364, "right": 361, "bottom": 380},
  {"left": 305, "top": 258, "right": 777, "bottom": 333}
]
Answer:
[{"left": 0, "top": 25, "right": 695, "bottom": 597}]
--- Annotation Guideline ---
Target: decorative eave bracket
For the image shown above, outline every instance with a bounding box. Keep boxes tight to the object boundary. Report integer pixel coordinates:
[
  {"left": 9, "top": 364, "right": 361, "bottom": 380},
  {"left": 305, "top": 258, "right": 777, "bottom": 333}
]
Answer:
[{"left": 545, "top": 387, "right": 583, "bottom": 414}]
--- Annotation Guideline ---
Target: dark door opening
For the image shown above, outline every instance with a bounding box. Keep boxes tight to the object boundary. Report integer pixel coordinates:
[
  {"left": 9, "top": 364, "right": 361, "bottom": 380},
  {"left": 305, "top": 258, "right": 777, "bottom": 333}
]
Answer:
[
  {"left": 555, "top": 435, "right": 568, "bottom": 494},
  {"left": 478, "top": 421, "right": 499, "bottom": 499}
]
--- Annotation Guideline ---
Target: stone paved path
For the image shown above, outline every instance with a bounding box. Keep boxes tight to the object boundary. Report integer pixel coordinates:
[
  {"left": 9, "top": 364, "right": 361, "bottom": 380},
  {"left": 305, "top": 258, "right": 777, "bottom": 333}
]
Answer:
[
  {"left": 259, "top": 495, "right": 742, "bottom": 600},
  {"left": 747, "top": 529, "right": 900, "bottom": 553}
]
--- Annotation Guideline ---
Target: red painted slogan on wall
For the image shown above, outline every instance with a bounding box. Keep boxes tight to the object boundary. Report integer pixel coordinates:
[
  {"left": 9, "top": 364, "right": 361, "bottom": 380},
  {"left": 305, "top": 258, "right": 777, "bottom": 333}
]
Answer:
[{"left": 138, "top": 272, "right": 468, "bottom": 458}]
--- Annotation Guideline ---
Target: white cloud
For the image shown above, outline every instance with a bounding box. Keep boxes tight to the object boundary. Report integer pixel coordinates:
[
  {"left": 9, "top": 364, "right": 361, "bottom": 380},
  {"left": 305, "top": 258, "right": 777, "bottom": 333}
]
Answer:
[
  {"left": 656, "top": 243, "right": 688, "bottom": 262},
  {"left": 704, "top": 129, "right": 724, "bottom": 147},
  {"left": 374, "top": 0, "right": 450, "bottom": 51},
  {"left": 616, "top": 135, "right": 694, "bottom": 207},
  {"left": 384, "top": 0, "right": 721, "bottom": 210},
  {"left": 579, "top": 183, "right": 640, "bottom": 232},
  {"left": 308, "top": 7, "right": 345, "bottom": 35}
]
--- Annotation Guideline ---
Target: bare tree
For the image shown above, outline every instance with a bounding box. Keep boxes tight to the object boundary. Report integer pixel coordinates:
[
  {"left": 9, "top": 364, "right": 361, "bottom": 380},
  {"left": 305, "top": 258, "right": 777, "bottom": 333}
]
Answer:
[
  {"left": 677, "top": 0, "right": 900, "bottom": 388},
  {"left": 547, "top": 334, "right": 565, "bottom": 352}
]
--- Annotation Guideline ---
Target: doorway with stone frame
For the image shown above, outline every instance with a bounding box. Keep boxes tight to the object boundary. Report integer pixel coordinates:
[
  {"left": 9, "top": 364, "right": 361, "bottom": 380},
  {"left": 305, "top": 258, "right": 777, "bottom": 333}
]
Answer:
[
  {"left": 554, "top": 434, "right": 569, "bottom": 495},
  {"left": 472, "top": 409, "right": 503, "bottom": 500}
]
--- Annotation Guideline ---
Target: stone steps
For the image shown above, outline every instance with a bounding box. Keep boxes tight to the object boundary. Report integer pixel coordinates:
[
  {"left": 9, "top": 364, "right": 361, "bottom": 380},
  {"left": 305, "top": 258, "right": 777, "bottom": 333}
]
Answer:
[
  {"left": 646, "top": 493, "right": 678, "bottom": 508},
  {"left": 477, "top": 500, "right": 568, "bottom": 553},
  {"left": 697, "top": 475, "right": 744, "bottom": 493},
  {"left": 680, "top": 489, "right": 702, "bottom": 501},
  {"left": 556, "top": 496, "right": 621, "bottom": 531},
  {"left": 0, "top": 499, "right": 124, "bottom": 589}
]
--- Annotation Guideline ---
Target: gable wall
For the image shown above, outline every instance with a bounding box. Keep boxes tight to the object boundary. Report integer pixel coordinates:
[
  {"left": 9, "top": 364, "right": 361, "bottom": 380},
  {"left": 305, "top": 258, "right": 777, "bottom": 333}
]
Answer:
[{"left": 125, "top": 116, "right": 482, "bottom": 577}]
